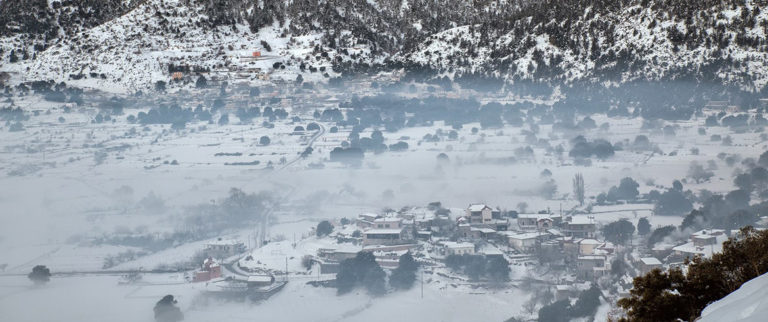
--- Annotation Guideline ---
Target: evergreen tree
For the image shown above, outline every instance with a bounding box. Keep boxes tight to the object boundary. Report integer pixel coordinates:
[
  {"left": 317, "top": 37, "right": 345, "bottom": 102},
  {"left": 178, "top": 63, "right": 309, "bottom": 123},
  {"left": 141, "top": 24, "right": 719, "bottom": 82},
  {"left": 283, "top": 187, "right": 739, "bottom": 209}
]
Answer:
[
  {"left": 336, "top": 251, "right": 386, "bottom": 296},
  {"left": 637, "top": 217, "right": 651, "bottom": 236},
  {"left": 195, "top": 75, "right": 207, "bottom": 89},
  {"left": 486, "top": 257, "right": 511, "bottom": 283},
  {"left": 28, "top": 265, "right": 51, "bottom": 285},
  {"left": 390, "top": 252, "right": 418, "bottom": 290},
  {"left": 154, "top": 295, "right": 184, "bottom": 322},
  {"left": 316, "top": 220, "right": 333, "bottom": 236},
  {"left": 602, "top": 219, "right": 635, "bottom": 245},
  {"left": 620, "top": 227, "right": 768, "bottom": 321},
  {"left": 537, "top": 300, "right": 570, "bottom": 322},
  {"left": 571, "top": 285, "right": 601, "bottom": 317}
]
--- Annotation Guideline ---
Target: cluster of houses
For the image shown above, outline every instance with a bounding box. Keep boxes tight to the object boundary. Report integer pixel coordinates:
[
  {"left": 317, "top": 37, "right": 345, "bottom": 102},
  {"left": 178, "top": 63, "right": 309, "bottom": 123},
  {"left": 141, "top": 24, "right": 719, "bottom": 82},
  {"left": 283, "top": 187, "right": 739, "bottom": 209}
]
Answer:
[
  {"left": 195, "top": 206, "right": 744, "bottom": 288},
  {"left": 314, "top": 204, "right": 615, "bottom": 281},
  {"left": 321, "top": 204, "right": 743, "bottom": 283}
]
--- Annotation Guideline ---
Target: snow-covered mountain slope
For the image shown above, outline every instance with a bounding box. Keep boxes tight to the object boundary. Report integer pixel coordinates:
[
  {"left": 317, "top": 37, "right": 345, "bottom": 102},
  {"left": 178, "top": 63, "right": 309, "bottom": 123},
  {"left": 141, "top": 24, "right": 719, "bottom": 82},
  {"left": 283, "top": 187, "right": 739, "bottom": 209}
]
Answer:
[
  {"left": 399, "top": 0, "right": 768, "bottom": 91},
  {"left": 0, "top": 0, "right": 493, "bottom": 92},
  {"left": 0, "top": 0, "right": 767, "bottom": 92},
  {"left": 699, "top": 272, "right": 768, "bottom": 322}
]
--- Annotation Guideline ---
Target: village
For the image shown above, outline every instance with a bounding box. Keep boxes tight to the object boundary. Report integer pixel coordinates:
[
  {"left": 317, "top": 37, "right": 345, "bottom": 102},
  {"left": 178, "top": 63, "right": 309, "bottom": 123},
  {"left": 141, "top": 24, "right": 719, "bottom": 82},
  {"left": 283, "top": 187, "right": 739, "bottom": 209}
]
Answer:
[{"left": 181, "top": 197, "right": 761, "bottom": 317}]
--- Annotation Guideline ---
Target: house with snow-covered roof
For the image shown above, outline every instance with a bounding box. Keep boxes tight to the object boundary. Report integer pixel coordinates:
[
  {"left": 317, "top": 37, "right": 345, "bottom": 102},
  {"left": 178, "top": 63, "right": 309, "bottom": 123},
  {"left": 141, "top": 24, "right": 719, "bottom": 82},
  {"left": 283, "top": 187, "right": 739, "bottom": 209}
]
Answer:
[
  {"left": 562, "top": 215, "right": 596, "bottom": 238},
  {"left": 466, "top": 204, "right": 494, "bottom": 224},
  {"left": 500, "top": 231, "right": 542, "bottom": 253},
  {"left": 517, "top": 213, "right": 560, "bottom": 231},
  {"left": 363, "top": 228, "right": 408, "bottom": 246},
  {"left": 577, "top": 255, "right": 608, "bottom": 281},
  {"left": 441, "top": 241, "right": 475, "bottom": 256},
  {"left": 356, "top": 213, "right": 380, "bottom": 229},
  {"left": 205, "top": 238, "right": 246, "bottom": 259},
  {"left": 672, "top": 229, "right": 728, "bottom": 260},
  {"left": 638, "top": 257, "right": 663, "bottom": 274},
  {"left": 373, "top": 216, "right": 402, "bottom": 229}
]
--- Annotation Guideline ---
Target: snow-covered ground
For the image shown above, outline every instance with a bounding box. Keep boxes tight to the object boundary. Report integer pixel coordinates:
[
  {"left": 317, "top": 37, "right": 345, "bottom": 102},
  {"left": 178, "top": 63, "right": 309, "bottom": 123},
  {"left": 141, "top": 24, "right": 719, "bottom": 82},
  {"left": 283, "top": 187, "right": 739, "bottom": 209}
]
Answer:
[
  {"left": 0, "top": 86, "right": 762, "bottom": 321},
  {"left": 700, "top": 272, "right": 768, "bottom": 322}
]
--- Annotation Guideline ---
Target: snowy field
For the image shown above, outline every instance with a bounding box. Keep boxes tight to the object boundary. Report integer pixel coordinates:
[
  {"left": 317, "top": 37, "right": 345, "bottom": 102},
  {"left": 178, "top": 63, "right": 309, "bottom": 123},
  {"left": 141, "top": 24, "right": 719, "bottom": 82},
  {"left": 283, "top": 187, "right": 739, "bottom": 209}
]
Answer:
[{"left": 0, "top": 89, "right": 761, "bottom": 321}]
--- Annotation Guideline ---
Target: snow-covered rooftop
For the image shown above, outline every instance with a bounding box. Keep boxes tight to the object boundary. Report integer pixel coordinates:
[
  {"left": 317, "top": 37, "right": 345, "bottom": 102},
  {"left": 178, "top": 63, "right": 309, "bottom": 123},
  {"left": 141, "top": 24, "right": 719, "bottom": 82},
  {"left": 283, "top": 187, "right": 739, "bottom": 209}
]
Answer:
[
  {"left": 579, "top": 239, "right": 602, "bottom": 245},
  {"left": 468, "top": 204, "right": 491, "bottom": 212},
  {"left": 363, "top": 229, "right": 403, "bottom": 235},
  {"left": 442, "top": 241, "right": 475, "bottom": 249},
  {"left": 640, "top": 257, "right": 662, "bottom": 266}
]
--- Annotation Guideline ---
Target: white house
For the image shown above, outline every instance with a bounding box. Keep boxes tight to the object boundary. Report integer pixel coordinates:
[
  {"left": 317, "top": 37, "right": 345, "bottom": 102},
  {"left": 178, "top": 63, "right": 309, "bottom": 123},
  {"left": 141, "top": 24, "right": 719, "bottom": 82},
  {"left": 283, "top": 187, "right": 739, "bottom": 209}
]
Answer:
[
  {"left": 562, "top": 215, "right": 596, "bottom": 238},
  {"left": 373, "top": 217, "right": 402, "bottom": 229},
  {"left": 503, "top": 232, "right": 541, "bottom": 253},
  {"left": 578, "top": 239, "right": 603, "bottom": 255},
  {"left": 442, "top": 241, "right": 475, "bottom": 256},
  {"left": 638, "top": 257, "right": 663, "bottom": 274},
  {"left": 205, "top": 238, "right": 246, "bottom": 258},
  {"left": 356, "top": 213, "right": 380, "bottom": 229},
  {"left": 577, "top": 255, "right": 608, "bottom": 280},
  {"left": 466, "top": 204, "right": 493, "bottom": 224},
  {"left": 672, "top": 229, "right": 728, "bottom": 259},
  {"left": 517, "top": 214, "right": 555, "bottom": 231},
  {"left": 363, "top": 228, "right": 406, "bottom": 246}
]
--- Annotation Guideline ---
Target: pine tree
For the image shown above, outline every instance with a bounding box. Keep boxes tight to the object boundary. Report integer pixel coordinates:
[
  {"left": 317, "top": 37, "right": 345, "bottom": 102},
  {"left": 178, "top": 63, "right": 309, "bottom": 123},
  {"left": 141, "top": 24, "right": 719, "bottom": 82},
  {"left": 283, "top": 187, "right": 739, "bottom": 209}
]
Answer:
[
  {"left": 390, "top": 252, "right": 418, "bottom": 290},
  {"left": 28, "top": 265, "right": 51, "bottom": 285},
  {"left": 637, "top": 217, "right": 651, "bottom": 236}
]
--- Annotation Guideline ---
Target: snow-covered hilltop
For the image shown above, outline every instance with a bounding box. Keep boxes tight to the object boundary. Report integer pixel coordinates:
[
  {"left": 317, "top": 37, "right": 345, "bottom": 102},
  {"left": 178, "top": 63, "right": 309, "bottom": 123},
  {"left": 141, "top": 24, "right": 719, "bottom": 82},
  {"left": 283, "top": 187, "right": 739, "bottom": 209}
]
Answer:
[{"left": 1, "top": 0, "right": 767, "bottom": 92}]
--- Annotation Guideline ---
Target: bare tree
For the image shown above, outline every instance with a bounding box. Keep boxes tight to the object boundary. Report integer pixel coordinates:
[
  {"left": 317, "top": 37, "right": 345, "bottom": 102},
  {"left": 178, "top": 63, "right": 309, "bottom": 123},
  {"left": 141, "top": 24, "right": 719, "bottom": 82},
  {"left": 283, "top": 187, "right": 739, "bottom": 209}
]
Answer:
[
  {"left": 523, "top": 297, "right": 539, "bottom": 316},
  {"left": 573, "top": 173, "right": 585, "bottom": 206}
]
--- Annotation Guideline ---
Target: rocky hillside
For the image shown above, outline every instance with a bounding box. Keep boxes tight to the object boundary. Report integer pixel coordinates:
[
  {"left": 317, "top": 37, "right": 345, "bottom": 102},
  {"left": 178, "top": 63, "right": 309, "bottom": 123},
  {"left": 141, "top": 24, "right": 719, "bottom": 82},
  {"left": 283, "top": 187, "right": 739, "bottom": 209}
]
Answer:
[
  {"left": 399, "top": 0, "right": 768, "bottom": 92},
  {"left": 0, "top": 0, "right": 766, "bottom": 93}
]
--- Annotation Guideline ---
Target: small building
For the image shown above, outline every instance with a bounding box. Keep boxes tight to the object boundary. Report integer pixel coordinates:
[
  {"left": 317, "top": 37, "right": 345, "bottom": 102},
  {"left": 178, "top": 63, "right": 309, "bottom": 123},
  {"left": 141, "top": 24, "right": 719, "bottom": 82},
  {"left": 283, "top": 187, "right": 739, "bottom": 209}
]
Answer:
[
  {"left": 468, "top": 227, "right": 496, "bottom": 239},
  {"left": 562, "top": 216, "right": 596, "bottom": 239},
  {"left": 672, "top": 229, "right": 728, "bottom": 260},
  {"left": 416, "top": 231, "right": 432, "bottom": 240},
  {"left": 442, "top": 242, "right": 475, "bottom": 256},
  {"left": 373, "top": 217, "right": 402, "bottom": 229},
  {"left": 517, "top": 214, "right": 555, "bottom": 231},
  {"left": 477, "top": 244, "right": 504, "bottom": 259},
  {"left": 371, "top": 251, "right": 406, "bottom": 269},
  {"left": 193, "top": 257, "right": 222, "bottom": 282},
  {"left": 317, "top": 248, "right": 359, "bottom": 262},
  {"left": 578, "top": 239, "right": 603, "bottom": 255},
  {"left": 652, "top": 243, "right": 675, "bottom": 259},
  {"left": 638, "top": 257, "right": 663, "bottom": 274},
  {"left": 577, "top": 255, "right": 607, "bottom": 281},
  {"left": 466, "top": 204, "right": 494, "bottom": 224},
  {"left": 356, "top": 213, "right": 380, "bottom": 229},
  {"left": 205, "top": 238, "right": 246, "bottom": 259},
  {"left": 363, "top": 228, "right": 406, "bottom": 246},
  {"left": 171, "top": 72, "right": 184, "bottom": 80},
  {"left": 503, "top": 232, "right": 541, "bottom": 253},
  {"left": 490, "top": 219, "right": 510, "bottom": 232},
  {"left": 246, "top": 274, "right": 275, "bottom": 287}
]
